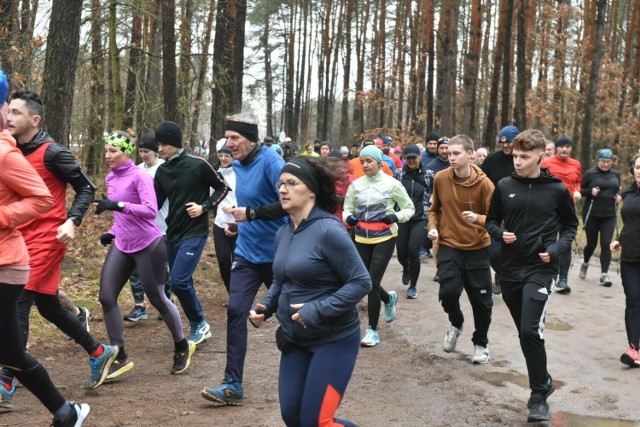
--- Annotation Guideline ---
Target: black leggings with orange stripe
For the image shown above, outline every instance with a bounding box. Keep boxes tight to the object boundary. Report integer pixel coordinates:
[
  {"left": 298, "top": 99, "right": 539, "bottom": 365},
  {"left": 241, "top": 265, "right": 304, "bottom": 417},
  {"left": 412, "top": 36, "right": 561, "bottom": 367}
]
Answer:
[{"left": 278, "top": 330, "right": 359, "bottom": 427}]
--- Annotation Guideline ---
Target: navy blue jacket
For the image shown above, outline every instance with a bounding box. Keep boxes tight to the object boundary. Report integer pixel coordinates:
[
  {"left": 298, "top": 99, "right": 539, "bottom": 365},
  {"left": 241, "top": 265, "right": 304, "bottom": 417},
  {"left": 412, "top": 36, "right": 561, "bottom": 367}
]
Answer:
[{"left": 260, "top": 206, "right": 372, "bottom": 346}]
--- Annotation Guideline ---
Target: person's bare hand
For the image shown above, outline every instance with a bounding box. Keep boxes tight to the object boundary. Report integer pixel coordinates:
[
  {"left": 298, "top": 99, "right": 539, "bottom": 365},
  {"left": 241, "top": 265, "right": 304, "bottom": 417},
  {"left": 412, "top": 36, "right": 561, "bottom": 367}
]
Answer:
[
  {"left": 291, "top": 303, "right": 306, "bottom": 328},
  {"left": 185, "top": 202, "right": 204, "bottom": 218},
  {"left": 503, "top": 232, "right": 517, "bottom": 244},
  {"left": 56, "top": 219, "right": 76, "bottom": 244}
]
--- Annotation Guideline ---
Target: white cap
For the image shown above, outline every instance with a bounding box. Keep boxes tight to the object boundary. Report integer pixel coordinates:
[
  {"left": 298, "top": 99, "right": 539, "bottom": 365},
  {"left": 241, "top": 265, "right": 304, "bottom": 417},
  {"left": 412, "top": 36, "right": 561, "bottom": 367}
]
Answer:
[
  {"left": 285, "top": 137, "right": 292, "bottom": 142},
  {"left": 216, "top": 138, "right": 227, "bottom": 152}
]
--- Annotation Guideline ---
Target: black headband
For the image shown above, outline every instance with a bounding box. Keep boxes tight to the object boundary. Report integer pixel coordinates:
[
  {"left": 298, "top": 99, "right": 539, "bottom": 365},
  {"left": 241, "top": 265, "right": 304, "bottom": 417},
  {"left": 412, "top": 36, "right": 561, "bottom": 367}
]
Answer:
[
  {"left": 281, "top": 158, "right": 320, "bottom": 195},
  {"left": 225, "top": 120, "right": 259, "bottom": 143}
]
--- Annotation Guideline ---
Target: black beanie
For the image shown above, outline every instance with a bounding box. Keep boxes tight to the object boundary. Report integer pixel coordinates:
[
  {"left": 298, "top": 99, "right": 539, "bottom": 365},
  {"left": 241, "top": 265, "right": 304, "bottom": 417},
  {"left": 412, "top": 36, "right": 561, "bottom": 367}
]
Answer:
[
  {"left": 155, "top": 121, "right": 183, "bottom": 148},
  {"left": 138, "top": 132, "right": 158, "bottom": 152},
  {"left": 426, "top": 131, "right": 440, "bottom": 143}
]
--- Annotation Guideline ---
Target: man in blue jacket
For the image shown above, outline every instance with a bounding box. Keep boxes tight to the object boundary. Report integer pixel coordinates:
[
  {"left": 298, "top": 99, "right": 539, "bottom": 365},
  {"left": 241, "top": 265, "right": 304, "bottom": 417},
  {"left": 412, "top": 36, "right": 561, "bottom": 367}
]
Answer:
[{"left": 201, "top": 112, "right": 286, "bottom": 406}]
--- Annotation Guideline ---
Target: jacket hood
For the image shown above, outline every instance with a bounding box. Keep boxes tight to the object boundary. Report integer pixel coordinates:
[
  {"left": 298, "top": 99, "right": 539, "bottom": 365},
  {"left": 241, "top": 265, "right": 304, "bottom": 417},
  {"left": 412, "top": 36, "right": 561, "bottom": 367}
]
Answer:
[
  {"left": 18, "top": 129, "right": 54, "bottom": 156},
  {"left": 288, "top": 205, "right": 341, "bottom": 234},
  {"left": 510, "top": 167, "right": 562, "bottom": 184},
  {"left": 444, "top": 163, "right": 487, "bottom": 188}
]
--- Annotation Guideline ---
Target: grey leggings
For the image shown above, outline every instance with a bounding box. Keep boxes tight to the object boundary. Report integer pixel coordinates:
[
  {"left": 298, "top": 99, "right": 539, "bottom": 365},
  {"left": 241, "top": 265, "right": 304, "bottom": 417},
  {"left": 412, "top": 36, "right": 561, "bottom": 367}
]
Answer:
[{"left": 99, "top": 237, "right": 184, "bottom": 347}]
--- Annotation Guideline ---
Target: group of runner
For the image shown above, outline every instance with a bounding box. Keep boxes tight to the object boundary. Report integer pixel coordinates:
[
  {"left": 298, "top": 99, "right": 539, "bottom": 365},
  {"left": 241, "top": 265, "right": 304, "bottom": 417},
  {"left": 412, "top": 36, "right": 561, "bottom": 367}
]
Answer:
[{"left": 1, "top": 63, "right": 638, "bottom": 425}]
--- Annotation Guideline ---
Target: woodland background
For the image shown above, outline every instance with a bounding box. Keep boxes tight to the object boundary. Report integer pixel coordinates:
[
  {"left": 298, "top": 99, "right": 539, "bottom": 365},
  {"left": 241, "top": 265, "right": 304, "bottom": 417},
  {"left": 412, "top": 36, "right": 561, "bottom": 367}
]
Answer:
[{"left": 0, "top": 0, "right": 639, "bottom": 177}]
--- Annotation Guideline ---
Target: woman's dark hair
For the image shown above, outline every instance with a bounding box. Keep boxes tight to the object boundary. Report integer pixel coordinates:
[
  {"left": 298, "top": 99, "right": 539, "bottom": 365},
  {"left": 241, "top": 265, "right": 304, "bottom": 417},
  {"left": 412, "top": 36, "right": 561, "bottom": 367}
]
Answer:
[{"left": 298, "top": 156, "right": 342, "bottom": 213}]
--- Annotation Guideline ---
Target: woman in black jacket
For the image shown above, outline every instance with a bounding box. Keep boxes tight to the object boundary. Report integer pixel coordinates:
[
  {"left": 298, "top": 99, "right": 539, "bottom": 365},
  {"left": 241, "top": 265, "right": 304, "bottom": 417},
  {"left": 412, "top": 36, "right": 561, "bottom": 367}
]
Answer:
[
  {"left": 579, "top": 149, "right": 621, "bottom": 286},
  {"left": 611, "top": 153, "right": 640, "bottom": 367}
]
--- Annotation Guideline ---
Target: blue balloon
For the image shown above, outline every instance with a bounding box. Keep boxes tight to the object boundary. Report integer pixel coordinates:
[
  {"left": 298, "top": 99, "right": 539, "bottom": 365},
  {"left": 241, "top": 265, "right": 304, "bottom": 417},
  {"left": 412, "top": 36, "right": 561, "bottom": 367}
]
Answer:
[{"left": 0, "top": 69, "right": 8, "bottom": 105}]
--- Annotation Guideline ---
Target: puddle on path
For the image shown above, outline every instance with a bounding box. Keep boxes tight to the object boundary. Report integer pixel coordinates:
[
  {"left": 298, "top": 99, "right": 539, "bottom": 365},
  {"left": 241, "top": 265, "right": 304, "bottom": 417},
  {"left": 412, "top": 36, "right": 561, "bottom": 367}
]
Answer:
[
  {"left": 479, "top": 372, "right": 565, "bottom": 390},
  {"left": 551, "top": 412, "right": 640, "bottom": 426},
  {"left": 546, "top": 320, "right": 573, "bottom": 331}
]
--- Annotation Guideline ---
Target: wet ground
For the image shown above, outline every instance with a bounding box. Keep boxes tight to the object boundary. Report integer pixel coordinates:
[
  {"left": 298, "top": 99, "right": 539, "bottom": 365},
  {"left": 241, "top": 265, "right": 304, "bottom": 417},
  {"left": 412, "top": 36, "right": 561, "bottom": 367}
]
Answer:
[{"left": 1, "top": 248, "right": 639, "bottom": 426}]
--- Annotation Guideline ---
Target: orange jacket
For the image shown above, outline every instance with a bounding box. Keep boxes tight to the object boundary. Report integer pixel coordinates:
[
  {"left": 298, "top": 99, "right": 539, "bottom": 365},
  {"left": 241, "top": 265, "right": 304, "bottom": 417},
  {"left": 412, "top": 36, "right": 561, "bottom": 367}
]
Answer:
[{"left": 0, "top": 130, "right": 53, "bottom": 269}]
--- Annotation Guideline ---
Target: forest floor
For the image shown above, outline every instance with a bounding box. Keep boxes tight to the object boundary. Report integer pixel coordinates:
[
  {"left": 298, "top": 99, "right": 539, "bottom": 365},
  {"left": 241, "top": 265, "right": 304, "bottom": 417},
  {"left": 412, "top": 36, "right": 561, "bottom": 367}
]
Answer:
[{"left": 2, "top": 214, "right": 640, "bottom": 427}]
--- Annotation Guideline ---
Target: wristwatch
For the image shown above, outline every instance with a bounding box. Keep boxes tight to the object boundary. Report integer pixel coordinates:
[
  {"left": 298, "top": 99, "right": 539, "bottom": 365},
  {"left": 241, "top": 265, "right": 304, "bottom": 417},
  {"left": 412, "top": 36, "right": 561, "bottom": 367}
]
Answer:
[
  {"left": 117, "top": 201, "right": 125, "bottom": 211},
  {"left": 202, "top": 204, "right": 210, "bottom": 213},
  {"left": 248, "top": 207, "right": 256, "bottom": 220}
]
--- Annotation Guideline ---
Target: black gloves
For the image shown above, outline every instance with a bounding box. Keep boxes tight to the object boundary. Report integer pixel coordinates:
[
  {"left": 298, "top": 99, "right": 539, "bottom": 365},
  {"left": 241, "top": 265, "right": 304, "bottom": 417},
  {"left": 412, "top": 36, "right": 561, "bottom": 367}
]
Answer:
[
  {"left": 94, "top": 194, "right": 122, "bottom": 215},
  {"left": 381, "top": 214, "right": 399, "bottom": 225},
  {"left": 100, "top": 233, "right": 115, "bottom": 246},
  {"left": 346, "top": 215, "right": 358, "bottom": 226}
]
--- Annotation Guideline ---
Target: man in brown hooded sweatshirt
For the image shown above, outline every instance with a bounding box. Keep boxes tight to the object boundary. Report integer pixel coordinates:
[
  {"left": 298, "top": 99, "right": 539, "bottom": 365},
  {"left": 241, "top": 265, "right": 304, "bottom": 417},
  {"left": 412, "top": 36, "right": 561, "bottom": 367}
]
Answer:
[{"left": 428, "top": 134, "right": 495, "bottom": 364}]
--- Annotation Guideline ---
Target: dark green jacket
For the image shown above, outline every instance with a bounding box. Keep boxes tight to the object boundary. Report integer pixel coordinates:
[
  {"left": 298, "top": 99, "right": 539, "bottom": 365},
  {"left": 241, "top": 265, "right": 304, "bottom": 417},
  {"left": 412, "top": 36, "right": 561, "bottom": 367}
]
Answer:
[{"left": 155, "top": 151, "right": 228, "bottom": 243}]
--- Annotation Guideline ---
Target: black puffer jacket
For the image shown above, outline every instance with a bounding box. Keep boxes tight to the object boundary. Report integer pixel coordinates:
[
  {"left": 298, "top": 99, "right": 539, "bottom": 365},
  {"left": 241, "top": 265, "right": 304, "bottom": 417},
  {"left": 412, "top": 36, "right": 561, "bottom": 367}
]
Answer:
[{"left": 394, "top": 165, "right": 434, "bottom": 220}]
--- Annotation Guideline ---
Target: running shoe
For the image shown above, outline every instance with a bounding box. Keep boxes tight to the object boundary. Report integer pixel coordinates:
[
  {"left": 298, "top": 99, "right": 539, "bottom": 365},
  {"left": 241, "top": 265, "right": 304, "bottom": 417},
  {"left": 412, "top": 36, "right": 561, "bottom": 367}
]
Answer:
[
  {"left": 124, "top": 305, "right": 148, "bottom": 322},
  {"left": 384, "top": 291, "right": 398, "bottom": 322},
  {"left": 406, "top": 287, "right": 418, "bottom": 299},
  {"left": 527, "top": 376, "right": 555, "bottom": 408},
  {"left": 600, "top": 273, "right": 612, "bottom": 287},
  {"left": 555, "top": 278, "right": 571, "bottom": 294},
  {"left": 88, "top": 344, "right": 119, "bottom": 389},
  {"left": 402, "top": 269, "right": 410, "bottom": 285},
  {"left": 620, "top": 345, "right": 640, "bottom": 367},
  {"left": 77, "top": 306, "right": 90, "bottom": 333},
  {"left": 579, "top": 261, "right": 589, "bottom": 279},
  {"left": 171, "top": 341, "right": 196, "bottom": 374},
  {"left": 51, "top": 401, "right": 90, "bottom": 427},
  {"left": 492, "top": 273, "right": 502, "bottom": 295},
  {"left": 105, "top": 358, "right": 134, "bottom": 380},
  {"left": 0, "top": 379, "right": 15, "bottom": 411},
  {"left": 527, "top": 400, "right": 550, "bottom": 423},
  {"left": 442, "top": 325, "right": 462, "bottom": 353},
  {"left": 360, "top": 326, "right": 380, "bottom": 347},
  {"left": 201, "top": 378, "right": 245, "bottom": 406},
  {"left": 189, "top": 321, "right": 212, "bottom": 345},
  {"left": 471, "top": 345, "right": 490, "bottom": 364}
]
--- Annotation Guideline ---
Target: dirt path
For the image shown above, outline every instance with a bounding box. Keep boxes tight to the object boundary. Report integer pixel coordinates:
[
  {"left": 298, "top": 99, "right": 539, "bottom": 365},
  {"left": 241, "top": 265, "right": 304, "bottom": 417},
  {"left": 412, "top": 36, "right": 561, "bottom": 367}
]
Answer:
[{"left": 2, "top": 248, "right": 639, "bottom": 427}]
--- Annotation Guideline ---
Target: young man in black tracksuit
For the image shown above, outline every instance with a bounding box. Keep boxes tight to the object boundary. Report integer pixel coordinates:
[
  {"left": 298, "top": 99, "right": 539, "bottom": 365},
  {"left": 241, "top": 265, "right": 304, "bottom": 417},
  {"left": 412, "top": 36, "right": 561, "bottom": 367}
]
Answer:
[{"left": 486, "top": 129, "right": 578, "bottom": 423}]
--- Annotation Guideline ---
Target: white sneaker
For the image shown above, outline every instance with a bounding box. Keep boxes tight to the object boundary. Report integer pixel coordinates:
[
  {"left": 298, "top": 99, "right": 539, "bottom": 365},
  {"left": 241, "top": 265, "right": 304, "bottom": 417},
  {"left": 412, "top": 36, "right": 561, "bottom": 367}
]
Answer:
[
  {"left": 360, "top": 326, "right": 380, "bottom": 347},
  {"left": 579, "top": 261, "right": 588, "bottom": 279},
  {"left": 442, "top": 326, "right": 461, "bottom": 352},
  {"left": 600, "top": 273, "right": 612, "bottom": 287},
  {"left": 471, "top": 345, "right": 490, "bottom": 364}
]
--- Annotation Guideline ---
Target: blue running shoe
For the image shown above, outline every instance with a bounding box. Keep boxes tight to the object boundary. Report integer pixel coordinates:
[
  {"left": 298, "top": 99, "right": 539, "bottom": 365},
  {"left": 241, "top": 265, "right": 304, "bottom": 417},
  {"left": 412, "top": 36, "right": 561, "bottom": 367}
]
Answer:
[
  {"left": 0, "top": 380, "right": 15, "bottom": 411},
  {"left": 201, "top": 378, "right": 244, "bottom": 406},
  {"left": 189, "top": 321, "right": 212, "bottom": 345},
  {"left": 384, "top": 291, "right": 398, "bottom": 322},
  {"left": 88, "top": 344, "right": 118, "bottom": 390},
  {"left": 406, "top": 287, "right": 418, "bottom": 299},
  {"left": 360, "top": 326, "right": 380, "bottom": 347},
  {"left": 124, "top": 305, "right": 148, "bottom": 322}
]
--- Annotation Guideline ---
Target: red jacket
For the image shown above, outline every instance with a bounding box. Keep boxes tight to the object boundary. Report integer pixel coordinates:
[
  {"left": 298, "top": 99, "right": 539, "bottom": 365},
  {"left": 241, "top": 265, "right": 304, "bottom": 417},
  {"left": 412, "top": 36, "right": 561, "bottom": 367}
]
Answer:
[{"left": 541, "top": 155, "right": 582, "bottom": 201}]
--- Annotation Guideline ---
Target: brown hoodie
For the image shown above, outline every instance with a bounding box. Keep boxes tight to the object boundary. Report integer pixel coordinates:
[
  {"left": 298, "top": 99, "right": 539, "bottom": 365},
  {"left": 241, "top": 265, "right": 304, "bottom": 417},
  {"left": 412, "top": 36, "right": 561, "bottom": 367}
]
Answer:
[{"left": 428, "top": 163, "right": 494, "bottom": 250}]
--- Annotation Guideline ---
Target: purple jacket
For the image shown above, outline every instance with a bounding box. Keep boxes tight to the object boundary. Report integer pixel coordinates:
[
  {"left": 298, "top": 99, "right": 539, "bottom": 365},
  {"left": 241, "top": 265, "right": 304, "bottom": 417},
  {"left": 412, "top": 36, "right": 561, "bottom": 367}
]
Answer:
[{"left": 106, "top": 159, "right": 161, "bottom": 253}]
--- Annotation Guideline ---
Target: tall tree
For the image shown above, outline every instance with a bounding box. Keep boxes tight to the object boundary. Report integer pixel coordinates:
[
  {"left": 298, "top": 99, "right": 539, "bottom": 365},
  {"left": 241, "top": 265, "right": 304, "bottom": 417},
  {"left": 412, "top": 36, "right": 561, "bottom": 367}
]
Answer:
[
  {"left": 437, "top": 0, "right": 458, "bottom": 135},
  {"left": 177, "top": 0, "right": 193, "bottom": 130},
  {"left": 500, "top": 0, "right": 515, "bottom": 126},
  {"left": 124, "top": 0, "right": 144, "bottom": 130},
  {"left": 209, "top": 0, "right": 247, "bottom": 151},
  {"left": 41, "top": 0, "right": 82, "bottom": 146},
  {"left": 162, "top": 0, "right": 178, "bottom": 122},
  {"left": 484, "top": 0, "right": 508, "bottom": 149},
  {"left": 461, "top": 0, "right": 482, "bottom": 138},
  {"left": 86, "top": 0, "right": 105, "bottom": 176},
  {"left": 580, "top": 0, "right": 607, "bottom": 165},
  {"left": 514, "top": 0, "right": 527, "bottom": 129},
  {"left": 108, "top": 0, "right": 124, "bottom": 129},
  {"left": 339, "top": 0, "right": 354, "bottom": 142}
]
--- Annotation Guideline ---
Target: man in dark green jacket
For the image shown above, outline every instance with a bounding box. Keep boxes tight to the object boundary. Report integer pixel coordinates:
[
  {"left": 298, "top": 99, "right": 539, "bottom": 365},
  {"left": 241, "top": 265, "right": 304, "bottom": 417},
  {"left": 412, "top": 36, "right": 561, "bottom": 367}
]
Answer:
[{"left": 154, "top": 121, "right": 228, "bottom": 345}]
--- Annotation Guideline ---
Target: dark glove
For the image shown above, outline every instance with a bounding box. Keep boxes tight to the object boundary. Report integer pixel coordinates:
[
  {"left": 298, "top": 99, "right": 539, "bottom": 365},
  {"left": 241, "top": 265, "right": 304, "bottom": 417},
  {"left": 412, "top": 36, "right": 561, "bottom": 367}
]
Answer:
[
  {"left": 346, "top": 215, "right": 358, "bottom": 226},
  {"left": 94, "top": 194, "right": 121, "bottom": 215},
  {"left": 100, "top": 233, "right": 115, "bottom": 246},
  {"left": 381, "top": 214, "right": 399, "bottom": 225}
]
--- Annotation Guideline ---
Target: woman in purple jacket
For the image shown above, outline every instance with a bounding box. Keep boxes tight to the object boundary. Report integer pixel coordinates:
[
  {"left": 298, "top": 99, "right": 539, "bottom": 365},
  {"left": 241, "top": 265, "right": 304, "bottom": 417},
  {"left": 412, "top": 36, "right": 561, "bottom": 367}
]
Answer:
[
  {"left": 249, "top": 157, "right": 371, "bottom": 427},
  {"left": 95, "top": 131, "right": 194, "bottom": 380}
]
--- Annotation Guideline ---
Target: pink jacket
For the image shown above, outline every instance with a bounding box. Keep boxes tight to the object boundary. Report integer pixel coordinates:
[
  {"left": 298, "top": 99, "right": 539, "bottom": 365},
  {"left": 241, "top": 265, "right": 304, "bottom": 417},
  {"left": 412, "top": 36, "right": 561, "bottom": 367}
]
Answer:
[{"left": 0, "top": 130, "right": 53, "bottom": 268}]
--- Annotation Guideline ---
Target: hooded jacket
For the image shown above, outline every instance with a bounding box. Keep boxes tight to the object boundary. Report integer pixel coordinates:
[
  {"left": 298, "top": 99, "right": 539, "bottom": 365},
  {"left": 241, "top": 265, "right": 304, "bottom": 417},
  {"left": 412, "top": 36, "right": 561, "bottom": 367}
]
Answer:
[
  {"left": 486, "top": 168, "right": 578, "bottom": 282},
  {"left": 395, "top": 164, "right": 434, "bottom": 221},
  {"left": 260, "top": 207, "right": 371, "bottom": 347},
  {"left": 428, "top": 164, "right": 494, "bottom": 250},
  {"left": 0, "top": 130, "right": 53, "bottom": 275},
  {"left": 618, "top": 182, "right": 640, "bottom": 262}
]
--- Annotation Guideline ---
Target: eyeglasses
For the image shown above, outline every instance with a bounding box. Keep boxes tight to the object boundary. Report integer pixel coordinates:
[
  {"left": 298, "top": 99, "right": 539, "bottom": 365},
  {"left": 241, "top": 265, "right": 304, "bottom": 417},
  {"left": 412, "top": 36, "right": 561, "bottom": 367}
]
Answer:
[{"left": 276, "top": 179, "right": 301, "bottom": 191}]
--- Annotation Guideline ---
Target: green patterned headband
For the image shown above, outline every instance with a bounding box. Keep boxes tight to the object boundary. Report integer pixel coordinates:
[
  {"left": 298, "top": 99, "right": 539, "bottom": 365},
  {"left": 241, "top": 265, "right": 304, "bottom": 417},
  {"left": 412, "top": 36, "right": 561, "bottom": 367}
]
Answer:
[{"left": 105, "top": 132, "right": 136, "bottom": 157}]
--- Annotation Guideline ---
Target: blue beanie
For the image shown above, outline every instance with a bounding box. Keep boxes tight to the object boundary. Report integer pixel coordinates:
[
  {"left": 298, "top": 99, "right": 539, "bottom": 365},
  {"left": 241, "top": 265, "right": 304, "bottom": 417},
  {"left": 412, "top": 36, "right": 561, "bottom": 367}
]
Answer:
[
  {"left": 360, "top": 145, "right": 383, "bottom": 163},
  {"left": 499, "top": 125, "right": 519, "bottom": 143},
  {"left": 597, "top": 149, "right": 613, "bottom": 160},
  {"left": 0, "top": 69, "right": 8, "bottom": 105}
]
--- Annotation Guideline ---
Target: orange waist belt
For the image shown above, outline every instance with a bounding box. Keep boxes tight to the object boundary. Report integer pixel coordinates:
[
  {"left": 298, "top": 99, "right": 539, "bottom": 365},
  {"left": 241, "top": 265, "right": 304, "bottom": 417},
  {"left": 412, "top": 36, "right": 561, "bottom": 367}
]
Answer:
[{"left": 357, "top": 221, "right": 392, "bottom": 231}]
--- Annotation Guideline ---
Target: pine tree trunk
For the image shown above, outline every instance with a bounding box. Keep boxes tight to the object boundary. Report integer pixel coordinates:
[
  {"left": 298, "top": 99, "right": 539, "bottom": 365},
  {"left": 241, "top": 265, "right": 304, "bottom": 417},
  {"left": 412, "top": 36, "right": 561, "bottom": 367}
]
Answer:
[
  {"left": 514, "top": 0, "right": 526, "bottom": 129},
  {"left": 461, "top": 0, "right": 482, "bottom": 138},
  {"left": 500, "top": 0, "right": 515, "bottom": 126},
  {"left": 339, "top": 0, "right": 354, "bottom": 142},
  {"left": 178, "top": 0, "right": 193, "bottom": 133},
  {"left": 162, "top": 0, "right": 178, "bottom": 122},
  {"left": 86, "top": 0, "right": 105, "bottom": 176},
  {"left": 41, "top": 0, "right": 82, "bottom": 146},
  {"left": 483, "top": 0, "right": 508, "bottom": 149},
  {"left": 193, "top": 0, "right": 215, "bottom": 148},
  {"left": 124, "top": 0, "right": 143, "bottom": 130}
]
